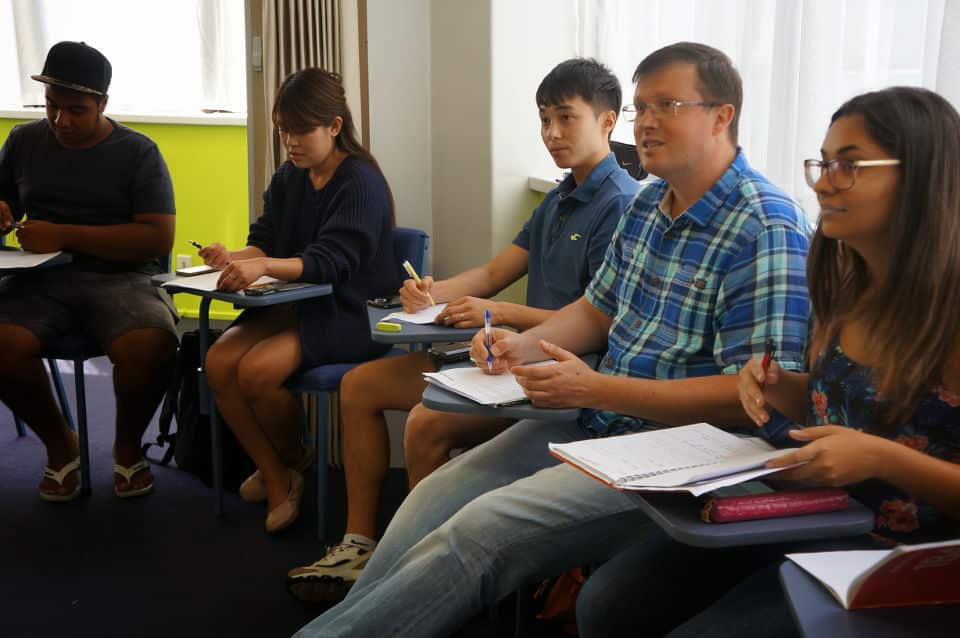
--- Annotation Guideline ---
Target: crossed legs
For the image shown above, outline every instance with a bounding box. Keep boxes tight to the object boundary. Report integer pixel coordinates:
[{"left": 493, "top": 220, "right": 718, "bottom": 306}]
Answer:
[{"left": 205, "top": 305, "right": 304, "bottom": 516}]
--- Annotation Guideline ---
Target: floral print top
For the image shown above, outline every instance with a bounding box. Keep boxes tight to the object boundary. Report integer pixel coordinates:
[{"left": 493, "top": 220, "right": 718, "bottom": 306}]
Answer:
[{"left": 807, "top": 337, "right": 960, "bottom": 545}]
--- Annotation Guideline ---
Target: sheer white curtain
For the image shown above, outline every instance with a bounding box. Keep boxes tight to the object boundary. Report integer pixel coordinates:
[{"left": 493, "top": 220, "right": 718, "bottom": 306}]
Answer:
[
  {"left": 0, "top": 0, "right": 246, "bottom": 115},
  {"left": 580, "top": 0, "right": 945, "bottom": 217}
]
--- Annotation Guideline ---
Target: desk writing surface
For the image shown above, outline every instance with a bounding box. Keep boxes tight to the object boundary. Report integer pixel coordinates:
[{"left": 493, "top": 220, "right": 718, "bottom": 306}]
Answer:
[
  {"left": 368, "top": 306, "right": 477, "bottom": 344},
  {"left": 161, "top": 279, "right": 333, "bottom": 306},
  {"left": 779, "top": 562, "right": 959, "bottom": 638},
  {"left": 0, "top": 247, "right": 71, "bottom": 271},
  {"left": 633, "top": 492, "right": 875, "bottom": 549},
  {"left": 421, "top": 361, "right": 582, "bottom": 421}
]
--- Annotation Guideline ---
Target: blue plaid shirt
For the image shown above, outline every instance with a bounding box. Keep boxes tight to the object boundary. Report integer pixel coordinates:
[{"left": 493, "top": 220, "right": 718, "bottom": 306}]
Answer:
[{"left": 582, "top": 150, "right": 811, "bottom": 438}]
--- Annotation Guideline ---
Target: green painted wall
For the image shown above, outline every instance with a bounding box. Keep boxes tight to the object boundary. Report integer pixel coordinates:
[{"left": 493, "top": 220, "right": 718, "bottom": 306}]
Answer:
[{"left": 0, "top": 117, "right": 250, "bottom": 320}]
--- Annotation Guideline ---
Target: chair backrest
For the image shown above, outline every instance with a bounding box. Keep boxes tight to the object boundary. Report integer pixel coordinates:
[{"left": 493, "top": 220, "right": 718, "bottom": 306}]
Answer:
[{"left": 392, "top": 226, "right": 430, "bottom": 276}]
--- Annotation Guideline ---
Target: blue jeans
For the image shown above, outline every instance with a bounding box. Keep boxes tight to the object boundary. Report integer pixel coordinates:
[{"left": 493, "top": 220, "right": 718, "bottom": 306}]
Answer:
[{"left": 293, "top": 418, "right": 658, "bottom": 638}]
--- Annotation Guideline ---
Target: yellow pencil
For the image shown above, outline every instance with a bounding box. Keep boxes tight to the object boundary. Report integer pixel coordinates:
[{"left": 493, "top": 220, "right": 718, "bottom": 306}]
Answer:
[{"left": 402, "top": 260, "right": 435, "bottom": 306}]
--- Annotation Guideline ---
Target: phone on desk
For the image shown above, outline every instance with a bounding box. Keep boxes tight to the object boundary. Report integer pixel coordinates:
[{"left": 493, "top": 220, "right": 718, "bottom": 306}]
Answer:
[
  {"left": 243, "top": 282, "right": 314, "bottom": 296},
  {"left": 428, "top": 342, "right": 472, "bottom": 364},
  {"left": 367, "top": 295, "right": 402, "bottom": 309}
]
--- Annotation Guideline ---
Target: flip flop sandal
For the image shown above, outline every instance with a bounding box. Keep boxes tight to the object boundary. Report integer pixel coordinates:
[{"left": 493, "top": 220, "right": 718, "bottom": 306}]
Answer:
[
  {"left": 39, "top": 457, "right": 82, "bottom": 503},
  {"left": 114, "top": 458, "right": 154, "bottom": 498}
]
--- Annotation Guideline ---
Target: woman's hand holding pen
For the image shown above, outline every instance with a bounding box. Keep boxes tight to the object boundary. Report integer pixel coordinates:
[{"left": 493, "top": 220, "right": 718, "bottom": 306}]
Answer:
[
  {"left": 512, "top": 341, "right": 597, "bottom": 408},
  {"left": 399, "top": 276, "right": 435, "bottom": 313},
  {"left": 738, "top": 356, "right": 785, "bottom": 427},
  {"left": 216, "top": 258, "right": 266, "bottom": 291},
  {"left": 198, "top": 242, "right": 231, "bottom": 269},
  {"left": 438, "top": 297, "right": 498, "bottom": 328},
  {"left": 766, "top": 426, "right": 888, "bottom": 487}
]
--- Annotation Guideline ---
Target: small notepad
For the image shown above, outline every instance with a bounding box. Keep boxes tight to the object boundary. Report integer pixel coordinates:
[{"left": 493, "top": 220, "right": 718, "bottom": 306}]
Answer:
[
  {"left": 384, "top": 303, "right": 448, "bottom": 324},
  {"left": 423, "top": 360, "right": 556, "bottom": 406}
]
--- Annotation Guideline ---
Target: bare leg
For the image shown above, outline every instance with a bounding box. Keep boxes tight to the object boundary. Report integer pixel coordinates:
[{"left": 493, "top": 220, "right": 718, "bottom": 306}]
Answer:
[
  {"left": 403, "top": 402, "right": 513, "bottom": 488},
  {"left": 0, "top": 324, "right": 79, "bottom": 496},
  {"left": 205, "top": 308, "right": 303, "bottom": 512},
  {"left": 108, "top": 328, "right": 178, "bottom": 491},
  {"left": 338, "top": 352, "right": 435, "bottom": 540}
]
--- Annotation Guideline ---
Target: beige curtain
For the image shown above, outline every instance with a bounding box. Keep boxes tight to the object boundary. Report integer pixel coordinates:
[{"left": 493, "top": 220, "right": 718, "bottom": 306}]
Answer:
[{"left": 262, "top": 0, "right": 342, "bottom": 187}]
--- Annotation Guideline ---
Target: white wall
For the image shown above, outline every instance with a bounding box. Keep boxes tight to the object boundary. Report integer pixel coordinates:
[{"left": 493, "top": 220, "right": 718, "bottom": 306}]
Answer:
[
  {"left": 366, "top": 0, "right": 432, "bottom": 238},
  {"left": 490, "top": 0, "right": 578, "bottom": 302}
]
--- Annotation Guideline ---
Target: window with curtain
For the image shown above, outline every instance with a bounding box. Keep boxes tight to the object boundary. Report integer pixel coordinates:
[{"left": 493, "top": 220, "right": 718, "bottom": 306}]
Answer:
[
  {"left": 579, "top": 0, "right": 944, "bottom": 217},
  {"left": 0, "top": 0, "right": 246, "bottom": 116}
]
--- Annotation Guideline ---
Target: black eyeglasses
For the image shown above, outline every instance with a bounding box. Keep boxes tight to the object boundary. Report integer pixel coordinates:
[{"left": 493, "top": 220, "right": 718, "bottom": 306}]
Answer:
[
  {"left": 803, "top": 158, "right": 901, "bottom": 191},
  {"left": 621, "top": 99, "right": 721, "bottom": 121}
]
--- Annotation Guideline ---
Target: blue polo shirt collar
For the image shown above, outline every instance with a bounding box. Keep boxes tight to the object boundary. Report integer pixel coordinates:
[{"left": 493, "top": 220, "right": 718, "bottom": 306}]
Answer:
[
  {"left": 557, "top": 153, "right": 619, "bottom": 203},
  {"left": 668, "top": 148, "right": 749, "bottom": 228}
]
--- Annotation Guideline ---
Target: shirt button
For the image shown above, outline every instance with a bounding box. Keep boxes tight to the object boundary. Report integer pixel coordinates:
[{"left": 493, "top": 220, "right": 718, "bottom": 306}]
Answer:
[
  {"left": 649, "top": 275, "right": 661, "bottom": 286},
  {"left": 664, "top": 231, "right": 674, "bottom": 241},
  {"left": 633, "top": 319, "right": 642, "bottom": 328},
  {"left": 694, "top": 278, "right": 706, "bottom": 290}
]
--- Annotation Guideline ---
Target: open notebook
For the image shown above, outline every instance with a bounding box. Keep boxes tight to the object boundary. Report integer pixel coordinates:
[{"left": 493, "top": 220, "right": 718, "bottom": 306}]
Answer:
[
  {"left": 549, "top": 423, "right": 796, "bottom": 496},
  {"left": 423, "top": 360, "right": 556, "bottom": 406},
  {"left": 161, "top": 271, "right": 279, "bottom": 292},
  {"left": 787, "top": 539, "right": 960, "bottom": 609}
]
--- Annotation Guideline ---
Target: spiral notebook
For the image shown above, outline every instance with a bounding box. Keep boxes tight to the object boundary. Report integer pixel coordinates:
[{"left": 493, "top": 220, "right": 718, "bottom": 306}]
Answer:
[{"left": 548, "top": 423, "right": 795, "bottom": 496}]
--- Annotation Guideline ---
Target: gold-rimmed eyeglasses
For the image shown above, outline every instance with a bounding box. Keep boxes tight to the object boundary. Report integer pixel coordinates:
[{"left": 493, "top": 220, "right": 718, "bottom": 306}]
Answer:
[
  {"left": 621, "top": 99, "right": 721, "bottom": 121},
  {"left": 803, "top": 158, "right": 901, "bottom": 191}
]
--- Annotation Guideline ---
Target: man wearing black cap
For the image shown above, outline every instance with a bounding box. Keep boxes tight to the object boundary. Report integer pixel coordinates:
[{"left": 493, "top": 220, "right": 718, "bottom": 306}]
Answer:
[{"left": 0, "top": 41, "right": 178, "bottom": 502}]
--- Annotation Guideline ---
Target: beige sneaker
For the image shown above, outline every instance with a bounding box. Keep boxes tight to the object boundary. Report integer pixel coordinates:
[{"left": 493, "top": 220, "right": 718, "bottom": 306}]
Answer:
[{"left": 286, "top": 534, "right": 376, "bottom": 603}]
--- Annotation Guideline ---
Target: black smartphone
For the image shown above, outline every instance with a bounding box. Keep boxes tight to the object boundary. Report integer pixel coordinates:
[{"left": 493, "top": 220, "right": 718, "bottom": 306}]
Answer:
[
  {"left": 243, "top": 282, "right": 313, "bottom": 296},
  {"left": 428, "top": 342, "right": 472, "bottom": 364},
  {"left": 367, "top": 295, "right": 402, "bottom": 309}
]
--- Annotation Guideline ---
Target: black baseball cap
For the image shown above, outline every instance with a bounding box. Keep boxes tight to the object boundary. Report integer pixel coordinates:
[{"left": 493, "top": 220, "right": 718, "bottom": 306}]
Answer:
[{"left": 31, "top": 41, "right": 112, "bottom": 97}]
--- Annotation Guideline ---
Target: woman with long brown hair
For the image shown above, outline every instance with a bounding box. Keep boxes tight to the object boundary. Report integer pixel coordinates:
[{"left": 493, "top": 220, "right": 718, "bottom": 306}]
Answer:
[
  {"left": 663, "top": 86, "right": 960, "bottom": 637},
  {"left": 200, "top": 68, "right": 401, "bottom": 533}
]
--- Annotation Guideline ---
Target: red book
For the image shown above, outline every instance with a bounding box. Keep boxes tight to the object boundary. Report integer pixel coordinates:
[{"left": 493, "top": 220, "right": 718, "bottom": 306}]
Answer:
[
  {"left": 787, "top": 539, "right": 960, "bottom": 610},
  {"left": 700, "top": 488, "right": 849, "bottom": 523}
]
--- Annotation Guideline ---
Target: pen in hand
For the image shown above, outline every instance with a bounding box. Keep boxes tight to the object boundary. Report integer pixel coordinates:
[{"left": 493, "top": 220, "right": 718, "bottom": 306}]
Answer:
[
  {"left": 759, "top": 339, "right": 777, "bottom": 391},
  {"left": 187, "top": 239, "right": 203, "bottom": 250},
  {"left": 11, "top": 222, "right": 24, "bottom": 230},
  {"left": 402, "top": 260, "right": 436, "bottom": 306},
  {"left": 484, "top": 309, "right": 493, "bottom": 372}
]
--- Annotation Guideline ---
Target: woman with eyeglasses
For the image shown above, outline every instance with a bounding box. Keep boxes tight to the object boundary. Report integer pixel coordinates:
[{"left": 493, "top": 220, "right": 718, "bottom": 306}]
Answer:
[{"left": 660, "top": 86, "right": 960, "bottom": 637}]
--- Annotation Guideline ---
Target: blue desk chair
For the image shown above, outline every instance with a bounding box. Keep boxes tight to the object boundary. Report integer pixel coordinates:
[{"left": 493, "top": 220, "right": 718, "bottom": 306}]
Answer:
[{"left": 287, "top": 226, "right": 430, "bottom": 540}]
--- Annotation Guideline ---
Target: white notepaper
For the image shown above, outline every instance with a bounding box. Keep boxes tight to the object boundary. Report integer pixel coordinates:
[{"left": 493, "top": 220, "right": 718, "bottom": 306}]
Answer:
[
  {"left": 384, "top": 303, "right": 448, "bottom": 324},
  {"left": 548, "top": 423, "right": 795, "bottom": 494},
  {"left": 423, "top": 360, "right": 556, "bottom": 405},
  {"left": 161, "top": 271, "right": 279, "bottom": 292},
  {"left": 0, "top": 249, "right": 63, "bottom": 269}
]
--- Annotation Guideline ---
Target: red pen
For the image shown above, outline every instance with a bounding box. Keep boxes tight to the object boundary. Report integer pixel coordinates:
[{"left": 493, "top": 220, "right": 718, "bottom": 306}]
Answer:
[{"left": 759, "top": 339, "right": 777, "bottom": 391}]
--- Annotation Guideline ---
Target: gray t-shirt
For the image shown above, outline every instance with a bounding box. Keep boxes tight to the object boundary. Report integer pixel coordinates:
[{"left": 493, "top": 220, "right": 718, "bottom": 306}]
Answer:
[{"left": 0, "top": 118, "right": 175, "bottom": 273}]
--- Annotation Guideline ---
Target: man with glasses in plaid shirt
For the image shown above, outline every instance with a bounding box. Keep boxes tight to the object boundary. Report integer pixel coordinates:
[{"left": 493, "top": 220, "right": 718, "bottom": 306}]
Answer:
[{"left": 295, "top": 41, "right": 811, "bottom": 638}]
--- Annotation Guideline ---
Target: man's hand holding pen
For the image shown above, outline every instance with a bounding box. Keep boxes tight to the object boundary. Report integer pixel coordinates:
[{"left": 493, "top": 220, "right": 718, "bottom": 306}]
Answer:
[{"left": 15, "top": 220, "right": 64, "bottom": 253}]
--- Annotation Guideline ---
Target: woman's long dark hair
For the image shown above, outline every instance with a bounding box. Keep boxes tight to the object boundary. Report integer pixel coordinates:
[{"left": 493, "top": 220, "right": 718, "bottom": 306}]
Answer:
[
  {"left": 807, "top": 87, "right": 960, "bottom": 424},
  {"left": 272, "top": 68, "right": 395, "bottom": 224}
]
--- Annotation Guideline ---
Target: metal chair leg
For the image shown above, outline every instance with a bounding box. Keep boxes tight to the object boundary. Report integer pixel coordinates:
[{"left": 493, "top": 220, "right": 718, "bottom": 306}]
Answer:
[
  {"left": 74, "top": 358, "right": 91, "bottom": 495},
  {"left": 316, "top": 391, "right": 329, "bottom": 541}
]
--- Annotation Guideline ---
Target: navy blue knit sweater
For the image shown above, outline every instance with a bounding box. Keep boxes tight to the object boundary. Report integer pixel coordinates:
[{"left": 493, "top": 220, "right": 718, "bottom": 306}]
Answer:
[{"left": 247, "top": 157, "right": 402, "bottom": 369}]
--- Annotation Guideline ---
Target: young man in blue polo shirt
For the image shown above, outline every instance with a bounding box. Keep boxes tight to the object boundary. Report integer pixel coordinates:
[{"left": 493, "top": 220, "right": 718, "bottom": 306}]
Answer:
[
  {"left": 292, "top": 42, "right": 811, "bottom": 637},
  {"left": 284, "top": 58, "right": 639, "bottom": 603}
]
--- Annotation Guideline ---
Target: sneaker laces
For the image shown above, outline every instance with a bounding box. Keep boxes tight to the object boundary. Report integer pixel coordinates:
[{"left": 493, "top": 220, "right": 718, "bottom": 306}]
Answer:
[{"left": 310, "top": 542, "right": 360, "bottom": 567}]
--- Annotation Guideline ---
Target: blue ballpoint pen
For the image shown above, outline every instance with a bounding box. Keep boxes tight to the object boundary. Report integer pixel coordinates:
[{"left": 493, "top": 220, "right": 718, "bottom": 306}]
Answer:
[{"left": 484, "top": 309, "right": 493, "bottom": 372}]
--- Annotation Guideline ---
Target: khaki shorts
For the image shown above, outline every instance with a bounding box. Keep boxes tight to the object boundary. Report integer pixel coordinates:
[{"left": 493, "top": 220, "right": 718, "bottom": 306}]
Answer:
[{"left": 0, "top": 269, "right": 179, "bottom": 349}]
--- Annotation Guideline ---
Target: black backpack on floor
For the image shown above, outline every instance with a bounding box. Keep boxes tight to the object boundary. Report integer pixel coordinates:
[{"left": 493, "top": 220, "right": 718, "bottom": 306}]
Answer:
[{"left": 143, "top": 329, "right": 256, "bottom": 491}]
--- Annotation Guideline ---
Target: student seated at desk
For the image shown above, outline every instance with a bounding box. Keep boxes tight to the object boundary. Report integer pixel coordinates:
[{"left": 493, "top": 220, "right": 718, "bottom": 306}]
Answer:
[
  {"left": 286, "top": 58, "right": 638, "bottom": 603},
  {"left": 0, "top": 41, "right": 178, "bottom": 501},
  {"left": 290, "top": 42, "right": 811, "bottom": 638},
  {"left": 658, "top": 87, "right": 960, "bottom": 638},
  {"left": 200, "top": 68, "right": 402, "bottom": 534}
]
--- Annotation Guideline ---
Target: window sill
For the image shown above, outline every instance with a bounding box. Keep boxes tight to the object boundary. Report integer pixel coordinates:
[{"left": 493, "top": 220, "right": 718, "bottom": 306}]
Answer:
[
  {"left": 528, "top": 175, "right": 563, "bottom": 194},
  {"left": 0, "top": 107, "right": 246, "bottom": 126}
]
